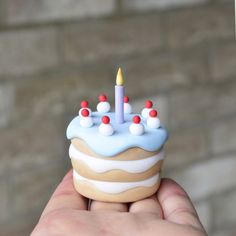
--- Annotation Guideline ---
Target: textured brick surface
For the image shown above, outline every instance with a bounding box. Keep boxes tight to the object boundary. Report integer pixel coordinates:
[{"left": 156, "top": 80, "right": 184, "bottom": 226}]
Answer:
[
  {"left": 0, "top": 178, "right": 9, "bottom": 222},
  {"left": 165, "top": 3, "right": 234, "bottom": 49},
  {"left": 166, "top": 154, "right": 236, "bottom": 201},
  {"left": 0, "top": 1, "right": 235, "bottom": 235},
  {"left": 11, "top": 163, "right": 67, "bottom": 217},
  {"left": 0, "top": 213, "right": 38, "bottom": 236},
  {"left": 170, "top": 81, "right": 236, "bottom": 129},
  {"left": 123, "top": 49, "right": 208, "bottom": 95},
  {"left": 122, "top": 0, "right": 207, "bottom": 11},
  {"left": 0, "top": 118, "right": 68, "bottom": 174},
  {"left": 213, "top": 227, "right": 236, "bottom": 236},
  {"left": 210, "top": 42, "right": 236, "bottom": 81},
  {"left": 195, "top": 201, "right": 212, "bottom": 233},
  {"left": 164, "top": 127, "right": 208, "bottom": 169},
  {"left": 0, "top": 83, "right": 14, "bottom": 128},
  {"left": 210, "top": 81, "right": 236, "bottom": 120},
  {"left": 212, "top": 189, "right": 236, "bottom": 229},
  {"left": 211, "top": 117, "right": 236, "bottom": 154},
  {"left": 5, "top": 0, "right": 116, "bottom": 24},
  {"left": 62, "top": 14, "right": 162, "bottom": 64},
  {"left": 169, "top": 86, "right": 214, "bottom": 128},
  {"left": 13, "top": 66, "right": 116, "bottom": 125},
  {"left": 0, "top": 28, "right": 58, "bottom": 76}
]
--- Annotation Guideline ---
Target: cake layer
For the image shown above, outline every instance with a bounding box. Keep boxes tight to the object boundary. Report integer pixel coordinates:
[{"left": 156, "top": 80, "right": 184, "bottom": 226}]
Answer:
[
  {"left": 70, "top": 143, "right": 164, "bottom": 181},
  {"left": 71, "top": 138, "right": 160, "bottom": 160},
  {"left": 73, "top": 172, "right": 161, "bottom": 202},
  {"left": 67, "top": 112, "right": 168, "bottom": 157},
  {"left": 73, "top": 170, "right": 160, "bottom": 194},
  {"left": 69, "top": 144, "right": 164, "bottom": 173},
  {"left": 71, "top": 158, "right": 163, "bottom": 182}
]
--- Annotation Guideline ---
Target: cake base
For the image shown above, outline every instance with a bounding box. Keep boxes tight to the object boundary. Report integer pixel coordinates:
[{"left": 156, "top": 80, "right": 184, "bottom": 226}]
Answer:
[{"left": 73, "top": 174, "right": 161, "bottom": 203}]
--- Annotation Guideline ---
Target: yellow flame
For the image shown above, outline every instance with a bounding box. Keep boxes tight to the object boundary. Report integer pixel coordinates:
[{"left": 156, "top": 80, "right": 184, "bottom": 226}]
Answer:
[{"left": 116, "top": 68, "right": 124, "bottom": 86}]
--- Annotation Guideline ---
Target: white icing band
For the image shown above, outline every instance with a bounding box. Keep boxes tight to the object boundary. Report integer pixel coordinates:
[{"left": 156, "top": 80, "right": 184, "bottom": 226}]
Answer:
[
  {"left": 69, "top": 144, "right": 164, "bottom": 173},
  {"left": 73, "top": 170, "right": 160, "bottom": 194}
]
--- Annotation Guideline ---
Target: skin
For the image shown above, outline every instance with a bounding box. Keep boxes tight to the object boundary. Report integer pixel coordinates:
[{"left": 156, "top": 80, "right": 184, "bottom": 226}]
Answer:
[{"left": 31, "top": 170, "right": 207, "bottom": 236}]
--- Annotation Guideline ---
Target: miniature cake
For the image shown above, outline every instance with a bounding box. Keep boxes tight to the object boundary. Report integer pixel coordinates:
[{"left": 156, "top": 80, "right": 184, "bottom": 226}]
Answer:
[{"left": 66, "top": 68, "right": 168, "bottom": 202}]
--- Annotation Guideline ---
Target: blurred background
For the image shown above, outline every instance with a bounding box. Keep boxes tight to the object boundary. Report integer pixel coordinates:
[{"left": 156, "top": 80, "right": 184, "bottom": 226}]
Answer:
[{"left": 0, "top": 0, "right": 235, "bottom": 235}]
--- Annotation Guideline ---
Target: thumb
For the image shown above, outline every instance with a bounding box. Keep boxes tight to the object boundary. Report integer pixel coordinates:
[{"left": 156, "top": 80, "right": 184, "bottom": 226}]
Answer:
[{"left": 157, "top": 178, "right": 206, "bottom": 232}]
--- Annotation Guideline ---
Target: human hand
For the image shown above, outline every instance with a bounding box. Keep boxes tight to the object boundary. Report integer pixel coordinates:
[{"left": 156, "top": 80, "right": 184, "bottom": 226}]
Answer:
[{"left": 31, "top": 170, "right": 207, "bottom": 236}]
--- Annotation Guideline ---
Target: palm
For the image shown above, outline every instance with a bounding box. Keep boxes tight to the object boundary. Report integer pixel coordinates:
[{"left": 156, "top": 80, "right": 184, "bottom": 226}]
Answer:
[{"left": 32, "top": 170, "right": 207, "bottom": 236}]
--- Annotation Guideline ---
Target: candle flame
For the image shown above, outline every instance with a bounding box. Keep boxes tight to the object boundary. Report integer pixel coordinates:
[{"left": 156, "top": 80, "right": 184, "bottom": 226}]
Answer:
[{"left": 116, "top": 68, "right": 124, "bottom": 86}]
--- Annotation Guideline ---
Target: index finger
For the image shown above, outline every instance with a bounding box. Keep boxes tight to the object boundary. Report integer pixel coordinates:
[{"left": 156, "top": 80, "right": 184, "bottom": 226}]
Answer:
[{"left": 40, "top": 169, "right": 88, "bottom": 219}]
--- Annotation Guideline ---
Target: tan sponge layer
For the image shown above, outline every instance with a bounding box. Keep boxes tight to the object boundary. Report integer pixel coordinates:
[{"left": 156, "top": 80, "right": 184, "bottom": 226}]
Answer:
[
  {"left": 71, "top": 138, "right": 161, "bottom": 160},
  {"left": 73, "top": 177, "right": 161, "bottom": 203}
]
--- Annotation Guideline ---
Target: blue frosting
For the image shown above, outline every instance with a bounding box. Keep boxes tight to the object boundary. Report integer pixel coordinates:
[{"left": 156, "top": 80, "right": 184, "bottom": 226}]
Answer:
[{"left": 66, "top": 112, "right": 168, "bottom": 157}]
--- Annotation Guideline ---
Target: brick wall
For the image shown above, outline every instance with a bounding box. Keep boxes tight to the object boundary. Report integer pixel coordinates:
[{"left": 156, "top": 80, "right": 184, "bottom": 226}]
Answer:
[{"left": 0, "top": 0, "right": 235, "bottom": 235}]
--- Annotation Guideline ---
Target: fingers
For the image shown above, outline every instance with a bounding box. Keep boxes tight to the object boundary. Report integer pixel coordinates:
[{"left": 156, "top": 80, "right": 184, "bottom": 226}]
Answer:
[
  {"left": 41, "top": 169, "right": 88, "bottom": 218},
  {"left": 90, "top": 201, "right": 128, "bottom": 212},
  {"left": 129, "top": 195, "right": 163, "bottom": 218},
  {"left": 157, "top": 178, "right": 205, "bottom": 231}
]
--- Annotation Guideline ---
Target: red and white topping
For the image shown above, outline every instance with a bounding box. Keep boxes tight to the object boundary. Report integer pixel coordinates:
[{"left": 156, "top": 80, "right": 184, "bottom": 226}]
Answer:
[
  {"left": 145, "top": 100, "right": 153, "bottom": 109},
  {"left": 141, "top": 100, "right": 153, "bottom": 119},
  {"left": 123, "top": 96, "right": 132, "bottom": 114},
  {"left": 78, "top": 100, "right": 92, "bottom": 117},
  {"left": 97, "top": 94, "right": 111, "bottom": 113},
  {"left": 129, "top": 115, "right": 144, "bottom": 135},
  {"left": 99, "top": 116, "right": 114, "bottom": 136},
  {"left": 79, "top": 108, "right": 93, "bottom": 128},
  {"left": 81, "top": 100, "right": 89, "bottom": 108},
  {"left": 147, "top": 109, "right": 160, "bottom": 129}
]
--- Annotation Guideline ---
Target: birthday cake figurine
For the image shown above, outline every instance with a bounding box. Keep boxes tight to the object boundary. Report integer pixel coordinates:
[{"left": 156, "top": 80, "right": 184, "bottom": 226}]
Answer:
[{"left": 66, "top": 68, "right": 168, "bottom": 202}]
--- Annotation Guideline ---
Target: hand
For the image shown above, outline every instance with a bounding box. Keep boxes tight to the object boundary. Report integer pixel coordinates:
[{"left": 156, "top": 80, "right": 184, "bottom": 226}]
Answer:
[{"left": 31, "top": 170, "right": 207, "bottom": 236}]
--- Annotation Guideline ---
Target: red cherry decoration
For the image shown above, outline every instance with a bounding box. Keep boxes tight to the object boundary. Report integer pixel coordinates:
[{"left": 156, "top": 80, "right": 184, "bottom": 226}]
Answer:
[
  {"left": 123, "top": 96, "right": 129, "bottom": 103},
  {"left": 145, "top": 100, "right": 153, "bottom": 108},
  {"left": 81, "top": 100, "right": 88, "bottom": 108},
  {"left": 133, "top": 115, "right": 141, "bottom": 124},
  {"left": 149, "top": 109, "right": 158, "bottom": 117},
  {"left": 102, "top": 116, "right": 110, "bottom": 124},
  {"left": 81, "top": 108, "right": 89, "bottom": 117},
  {"left": 99, "top": 94, "right": 107, "bottom": 102}
]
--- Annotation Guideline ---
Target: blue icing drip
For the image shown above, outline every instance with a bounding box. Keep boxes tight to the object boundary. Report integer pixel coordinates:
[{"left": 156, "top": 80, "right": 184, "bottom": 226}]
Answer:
[{"left": 66, "top": 112, "right": 168, "bottom": 157}]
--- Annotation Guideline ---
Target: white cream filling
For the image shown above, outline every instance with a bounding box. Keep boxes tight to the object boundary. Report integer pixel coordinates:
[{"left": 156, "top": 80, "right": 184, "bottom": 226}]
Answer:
[
  {"left": 69, "top": 144, "right": 164, "bottom": 174},
  {"left": 73, "top": 170, "right": 160, "bottom": 194}
]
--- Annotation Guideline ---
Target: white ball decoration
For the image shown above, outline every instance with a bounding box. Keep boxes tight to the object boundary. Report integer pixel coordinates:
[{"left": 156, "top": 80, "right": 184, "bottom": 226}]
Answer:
[
  {"left": 147, "top": 109, "right": 161, "bottom": 129},
  {"left": 141, "top": 100, "right": 153, "bottom": 119},
  {"left": 129, "top": 116, "right": 144, "bottom": 136},
  {"left": 141, "top": 108, "right": 152, "bottom": 119},
  {"left": 80, "top": 109, "right": 93, "bottom": 128},
  {"left": 99, "top": 123, "right": 114, "bottom": 136},
  {"left": 147, "top": 117, "right": 161, "bottom": 129},
  {"left": 98, "top": 116, "right": 114, "bottom": 136},
  {"left": 124, "top": 103, "right": 132, "bottom": 114},
  {"left": 97, "top": 102, "right": 111, "bottom": 113},
  {"left": 123, "top": 96, "right": 132, "bottom": 114},
  {"left": 80, "top": 117, "right": 93, "bottom": 128},
  {"left": 129, "top": 124, "right": 144, "bottom": 136}
]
